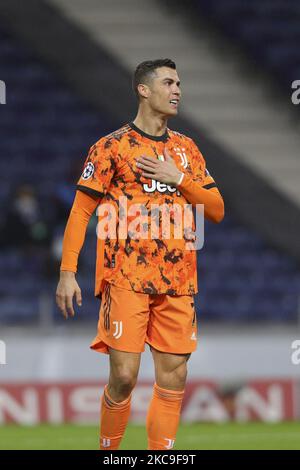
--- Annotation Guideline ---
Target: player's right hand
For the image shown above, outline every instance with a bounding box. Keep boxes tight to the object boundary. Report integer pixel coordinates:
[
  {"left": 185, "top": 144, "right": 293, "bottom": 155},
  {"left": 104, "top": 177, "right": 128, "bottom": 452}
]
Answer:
[{"left": 56, "top": 271, "right": 82, "bottom": 319}]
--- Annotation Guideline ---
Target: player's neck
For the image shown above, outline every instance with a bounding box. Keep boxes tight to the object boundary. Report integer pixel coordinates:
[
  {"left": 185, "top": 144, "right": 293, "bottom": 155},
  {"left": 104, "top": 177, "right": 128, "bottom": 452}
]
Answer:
[{"left": 133, "top": 111, "right": 168, "bottom": 137}]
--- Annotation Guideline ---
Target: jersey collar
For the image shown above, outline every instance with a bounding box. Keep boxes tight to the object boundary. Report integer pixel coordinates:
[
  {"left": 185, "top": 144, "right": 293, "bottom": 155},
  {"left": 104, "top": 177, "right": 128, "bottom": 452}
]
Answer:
[{"left": 129, "top": 122, "right": 169, "bottom": 142}]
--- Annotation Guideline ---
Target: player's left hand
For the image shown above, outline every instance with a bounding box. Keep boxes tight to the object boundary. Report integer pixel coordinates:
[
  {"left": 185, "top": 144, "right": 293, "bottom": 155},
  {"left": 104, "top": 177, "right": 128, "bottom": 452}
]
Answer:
[{"left": 136, "top": 147, "right": 182, "bottom": 186}]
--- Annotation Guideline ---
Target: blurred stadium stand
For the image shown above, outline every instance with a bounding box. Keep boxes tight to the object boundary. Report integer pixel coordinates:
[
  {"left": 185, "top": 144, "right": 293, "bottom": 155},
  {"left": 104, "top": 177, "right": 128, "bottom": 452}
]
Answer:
[
  {"left": 0, "top": 0, "right": 300, "bottom": 327},
  {"left": 191, "top": 0, "right": 300, "bottom": 91}
]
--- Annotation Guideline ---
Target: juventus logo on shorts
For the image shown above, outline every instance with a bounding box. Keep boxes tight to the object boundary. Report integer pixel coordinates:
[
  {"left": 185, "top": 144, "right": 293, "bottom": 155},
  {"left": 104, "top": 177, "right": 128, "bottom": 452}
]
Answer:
[{"left": 112, "top": 321, "right": 123, "bottom": 339}]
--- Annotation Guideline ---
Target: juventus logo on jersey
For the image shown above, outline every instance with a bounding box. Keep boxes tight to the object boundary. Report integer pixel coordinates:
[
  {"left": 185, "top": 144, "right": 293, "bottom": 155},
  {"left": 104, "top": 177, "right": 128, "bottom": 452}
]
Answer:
[
  {"left": 112, "top": 321, "right": 123, "bottom": 339},
  {"left": 173, "top": 147, "right": 188, "bottom": 169}
]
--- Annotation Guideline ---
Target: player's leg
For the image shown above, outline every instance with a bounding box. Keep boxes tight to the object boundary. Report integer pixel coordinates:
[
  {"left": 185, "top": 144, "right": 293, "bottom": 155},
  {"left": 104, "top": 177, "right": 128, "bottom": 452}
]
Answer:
[
  {"left": 145, "top": 293, "right": 196, "bottom": 450},
  {"left": 100, "top": 348, "right": 141, "bottom": 450},
  {"left": 146, "top": 349, "right": 189, "bottom": 450},
  {"left": 90, "top": 282, "right": 150, "bottom": 450},
  {"left": 108, "top": 347, "right": 141, "bottom": 401},
  {"left": 152, "top": 348, "right": 190, "bottom": 391}
]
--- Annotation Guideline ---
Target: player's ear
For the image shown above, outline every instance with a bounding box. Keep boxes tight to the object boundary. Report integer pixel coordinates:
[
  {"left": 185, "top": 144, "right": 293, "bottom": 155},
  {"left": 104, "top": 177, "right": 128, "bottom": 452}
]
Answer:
[{"left": 137, "top": 83, "right": 150, "bottom": 99}]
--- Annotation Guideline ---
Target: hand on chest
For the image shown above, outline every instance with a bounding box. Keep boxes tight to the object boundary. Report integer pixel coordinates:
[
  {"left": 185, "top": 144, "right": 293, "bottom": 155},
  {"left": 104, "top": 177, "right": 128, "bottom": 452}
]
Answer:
[{"left": 117, "top": 144, "right": 192, "bottom": 184}]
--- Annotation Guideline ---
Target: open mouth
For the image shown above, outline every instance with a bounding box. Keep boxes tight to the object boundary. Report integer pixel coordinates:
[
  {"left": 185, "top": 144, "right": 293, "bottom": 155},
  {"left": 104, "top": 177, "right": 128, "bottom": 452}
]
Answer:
[{"left": 169, "top": 99, "right": 179, "bottom": 107}]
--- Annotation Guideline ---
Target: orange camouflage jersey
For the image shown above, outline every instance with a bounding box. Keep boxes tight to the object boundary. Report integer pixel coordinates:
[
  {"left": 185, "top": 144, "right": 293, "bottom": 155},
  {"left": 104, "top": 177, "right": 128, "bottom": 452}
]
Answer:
[{"left": 77, "top": 122, "right": 218, "bottom": 296}]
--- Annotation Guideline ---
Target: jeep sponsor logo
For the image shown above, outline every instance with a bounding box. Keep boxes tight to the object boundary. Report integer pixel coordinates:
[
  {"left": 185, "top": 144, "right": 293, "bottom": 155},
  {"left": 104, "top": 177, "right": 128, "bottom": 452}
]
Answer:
[{"left": 143, "top": 179, "right": 181, "bottom": 196}]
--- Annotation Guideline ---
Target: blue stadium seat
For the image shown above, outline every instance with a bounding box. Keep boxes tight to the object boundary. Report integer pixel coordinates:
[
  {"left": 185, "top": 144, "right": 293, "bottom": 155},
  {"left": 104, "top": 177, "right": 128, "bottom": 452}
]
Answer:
[{"left": 192, "top": 0, "right": 300, "bottom": 88}]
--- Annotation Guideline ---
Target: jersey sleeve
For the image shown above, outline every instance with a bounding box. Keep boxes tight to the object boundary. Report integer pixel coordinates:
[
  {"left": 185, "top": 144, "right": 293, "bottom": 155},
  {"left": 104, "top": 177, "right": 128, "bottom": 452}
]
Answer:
[
  {"left": 77, "top": 137, "right": 118, "bottom": 199},
  {"left": 188, "top": 138, "right": 217, "bottom": 189},
  {"left": 177, "top": 138, "right": 224, "bottom": 222},
  {"left": 60, "top": 190, "right": 99, "bottom": 272}
]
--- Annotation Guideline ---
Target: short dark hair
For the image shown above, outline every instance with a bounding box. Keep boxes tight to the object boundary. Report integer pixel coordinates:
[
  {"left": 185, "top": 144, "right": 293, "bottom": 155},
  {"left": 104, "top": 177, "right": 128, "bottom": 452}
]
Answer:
[{"left": 132, "top": 58, "right": 176, "bottom": 99}]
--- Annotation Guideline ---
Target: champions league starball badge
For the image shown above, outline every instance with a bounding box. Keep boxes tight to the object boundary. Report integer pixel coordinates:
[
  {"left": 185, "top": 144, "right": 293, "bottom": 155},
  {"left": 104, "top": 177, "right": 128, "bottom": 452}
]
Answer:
[{"left": 82, "top": 162, "right": 95, "bottom": 180}]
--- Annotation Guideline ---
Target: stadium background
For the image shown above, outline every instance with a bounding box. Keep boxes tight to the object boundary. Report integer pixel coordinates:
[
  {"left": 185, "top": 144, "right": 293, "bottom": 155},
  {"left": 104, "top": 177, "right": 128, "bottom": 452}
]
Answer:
[{"left": 0, "top": 0, "right": 300, "bottom": 449}]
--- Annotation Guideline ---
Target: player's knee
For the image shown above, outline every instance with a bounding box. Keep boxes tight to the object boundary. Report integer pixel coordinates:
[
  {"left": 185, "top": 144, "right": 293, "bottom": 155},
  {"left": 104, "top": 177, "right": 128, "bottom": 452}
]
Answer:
[
  {"left": 111, "top": 369, "right": 137, "bottom": 396},
  {"left": 157, "top": 363, "right": 187, "bottom": 390},
  {"left": 118, "top": 372, "right": 137, "bottom": 392},
  {"left": 173, "top": 363, "right": 187, "bottom": 387}
]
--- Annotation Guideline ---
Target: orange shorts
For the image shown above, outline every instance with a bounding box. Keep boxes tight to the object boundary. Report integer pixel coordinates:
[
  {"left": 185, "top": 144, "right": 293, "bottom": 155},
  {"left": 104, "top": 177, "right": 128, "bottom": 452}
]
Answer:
[{"left": 90, "top": 282, "right": 198, "bottom": 355}]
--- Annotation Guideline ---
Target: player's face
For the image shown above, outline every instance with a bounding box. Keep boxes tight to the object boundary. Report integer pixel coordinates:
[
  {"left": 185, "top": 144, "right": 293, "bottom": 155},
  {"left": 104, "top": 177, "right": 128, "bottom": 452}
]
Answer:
[{"left": 147, "top": 67, "right": 181, "bottom": 117}]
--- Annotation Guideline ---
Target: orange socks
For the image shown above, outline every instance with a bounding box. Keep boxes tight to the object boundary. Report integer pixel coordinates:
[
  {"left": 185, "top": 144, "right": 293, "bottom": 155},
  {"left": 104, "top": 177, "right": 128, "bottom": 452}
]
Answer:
[
  {"left": 100, "top": 385, "right": 131, "bottom": 450},
  {"left": 100, "top": 383, "right": 184, "bottom": 450},
  {"left": 146, "top": 383, "right": 185, "bottom": 450}
]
